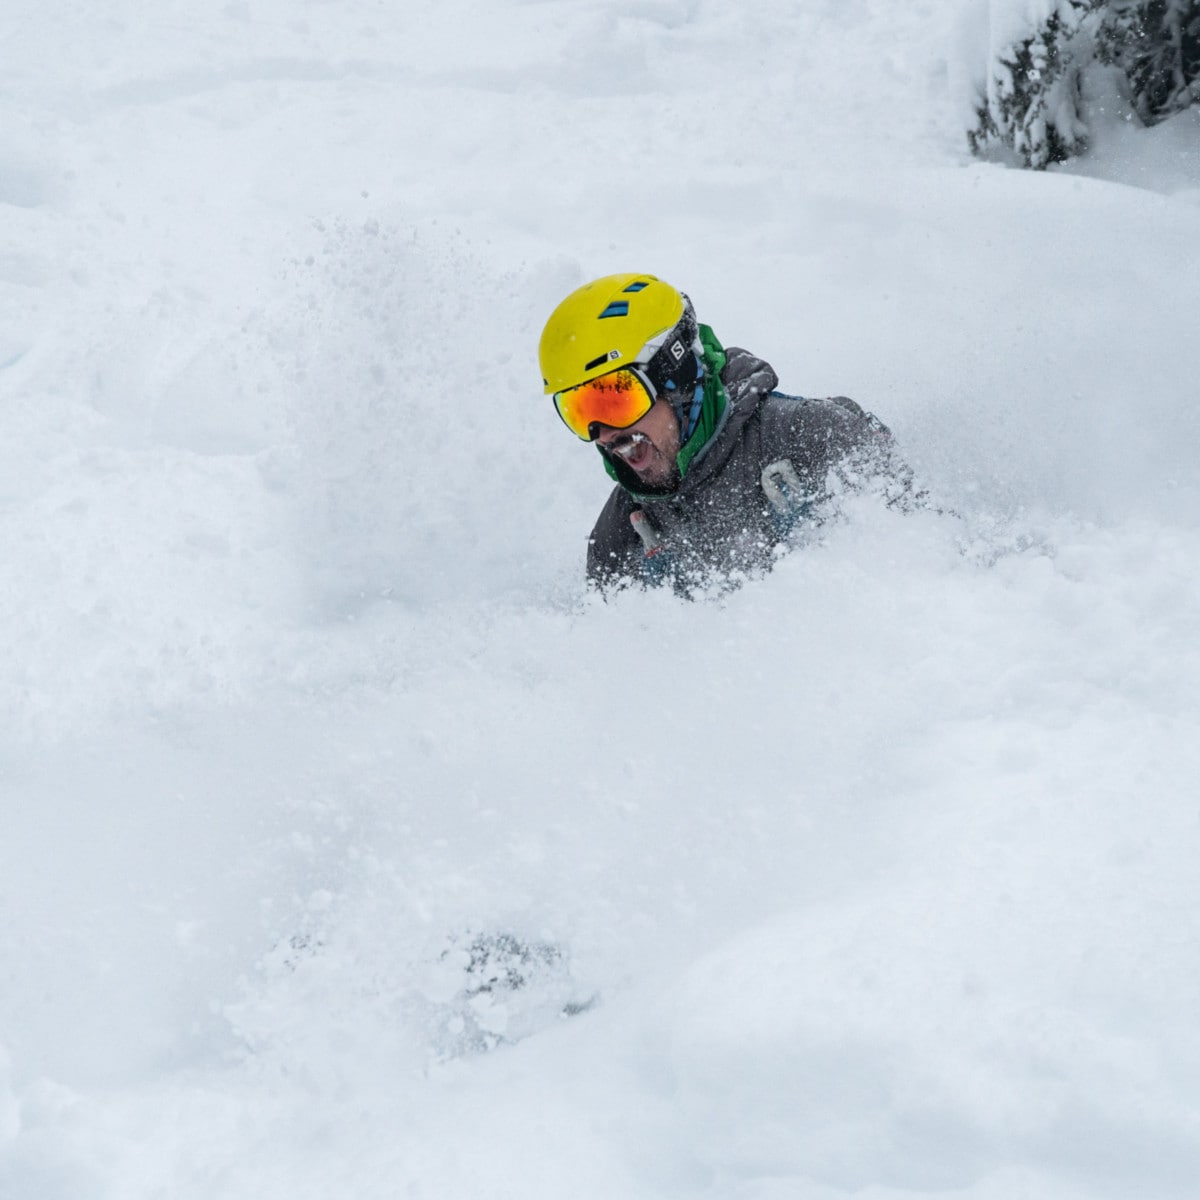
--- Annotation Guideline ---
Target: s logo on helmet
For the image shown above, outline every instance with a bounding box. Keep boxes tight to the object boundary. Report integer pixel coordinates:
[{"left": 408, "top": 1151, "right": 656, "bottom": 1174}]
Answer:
[{"left": 669, "top": 340, "right": 685, "bottom": 362}]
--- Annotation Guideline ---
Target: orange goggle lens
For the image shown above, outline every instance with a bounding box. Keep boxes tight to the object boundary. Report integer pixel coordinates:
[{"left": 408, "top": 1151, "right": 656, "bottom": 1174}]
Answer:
[{"left": 553, "top": 368, "right": 656, "bottom": 441}]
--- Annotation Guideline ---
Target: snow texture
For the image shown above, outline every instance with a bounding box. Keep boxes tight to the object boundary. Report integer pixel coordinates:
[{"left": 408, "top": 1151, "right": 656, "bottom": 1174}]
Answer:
[{"left": 2, "top": 1, "right": 1199, "bottom": 1197}]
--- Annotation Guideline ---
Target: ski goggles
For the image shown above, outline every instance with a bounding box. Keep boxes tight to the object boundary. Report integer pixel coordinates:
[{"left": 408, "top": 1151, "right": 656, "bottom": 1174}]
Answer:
[{"left": 553, "top": 367, "right": 657, "bottom": 441}]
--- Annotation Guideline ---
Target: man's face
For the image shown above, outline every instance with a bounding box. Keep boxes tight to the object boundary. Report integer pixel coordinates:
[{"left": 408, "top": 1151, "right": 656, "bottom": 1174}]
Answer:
[{"left": 594, "top": 399, "right": 681, "bottom": 489}]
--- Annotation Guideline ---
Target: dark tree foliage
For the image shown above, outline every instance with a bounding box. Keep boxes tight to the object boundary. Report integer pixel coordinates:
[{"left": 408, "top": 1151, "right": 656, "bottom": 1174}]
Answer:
[
  {"left": 971, "top": 0, "right": 1200, "bottom": 169},
  {"left": 1099, "top": 0, "right": 1200, "bottom": 123}
]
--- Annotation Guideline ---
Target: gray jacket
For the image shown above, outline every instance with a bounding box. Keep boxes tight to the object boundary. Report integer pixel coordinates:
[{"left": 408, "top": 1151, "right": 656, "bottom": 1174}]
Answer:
[{"left": 586, "top": 347, "right": 909, "bottom": 589}]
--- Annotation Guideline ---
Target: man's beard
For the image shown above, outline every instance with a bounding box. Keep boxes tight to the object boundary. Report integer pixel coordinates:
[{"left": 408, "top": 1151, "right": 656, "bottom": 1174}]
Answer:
[{"left": 600, "top": 439, "right": 681, "bottom": 496}]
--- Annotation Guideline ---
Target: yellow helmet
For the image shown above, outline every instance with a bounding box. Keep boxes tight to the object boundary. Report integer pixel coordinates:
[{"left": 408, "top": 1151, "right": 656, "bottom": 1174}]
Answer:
[{"left": 539, "top": 273, "right": 688, "bottom": 395}]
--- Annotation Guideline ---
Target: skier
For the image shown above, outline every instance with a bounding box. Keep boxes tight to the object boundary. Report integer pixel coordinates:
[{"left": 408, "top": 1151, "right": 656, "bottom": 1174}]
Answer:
[{"left": 539, "top": 273, "right": 917, "bottom": 590}]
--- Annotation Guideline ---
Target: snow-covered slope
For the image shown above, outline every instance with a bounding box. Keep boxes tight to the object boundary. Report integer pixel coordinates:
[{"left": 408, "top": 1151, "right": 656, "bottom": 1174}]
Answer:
[{"left": 2, "top": 2, "right": 1199, "bottom": 1196}]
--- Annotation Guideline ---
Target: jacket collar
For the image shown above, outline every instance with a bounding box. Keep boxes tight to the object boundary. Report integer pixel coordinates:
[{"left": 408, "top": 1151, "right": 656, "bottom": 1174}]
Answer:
[{"left": 671, "top": 347, "right": 778, "bottom": 497}]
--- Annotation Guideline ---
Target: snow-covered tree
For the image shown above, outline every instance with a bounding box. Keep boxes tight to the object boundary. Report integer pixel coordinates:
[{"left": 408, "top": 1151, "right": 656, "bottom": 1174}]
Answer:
[
  {"left": 1098, "top": 0, "right": 1200, "bottom": 123},
  {"left": 968, "top": 1, "right": 1095, "bottom": 169},
  {"left": 970, "top": 0, "right": 1200, "bottom": 168}
]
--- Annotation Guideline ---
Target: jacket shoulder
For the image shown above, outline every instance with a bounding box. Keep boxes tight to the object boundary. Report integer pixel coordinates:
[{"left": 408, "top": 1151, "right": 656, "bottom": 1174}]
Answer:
[{"left": 759, "top": 391, "right": 893, "bottom": 470}]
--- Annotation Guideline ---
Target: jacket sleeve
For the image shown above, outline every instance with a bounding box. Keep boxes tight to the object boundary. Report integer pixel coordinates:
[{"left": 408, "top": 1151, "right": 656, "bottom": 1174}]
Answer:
[{"left": 586, "top": 486, "right": 643, "bottom": 589}]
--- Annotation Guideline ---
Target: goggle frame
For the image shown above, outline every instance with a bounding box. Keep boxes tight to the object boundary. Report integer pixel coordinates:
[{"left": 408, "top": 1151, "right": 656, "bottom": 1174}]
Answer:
[{"left": 552, "top": 365, "right": 659, "bottom": 442}]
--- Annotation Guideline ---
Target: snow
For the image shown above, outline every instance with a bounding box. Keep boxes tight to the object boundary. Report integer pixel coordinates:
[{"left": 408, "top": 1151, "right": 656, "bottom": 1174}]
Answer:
[{"left": 2, "top": 0, "right": 1200, "bottom": 1196}]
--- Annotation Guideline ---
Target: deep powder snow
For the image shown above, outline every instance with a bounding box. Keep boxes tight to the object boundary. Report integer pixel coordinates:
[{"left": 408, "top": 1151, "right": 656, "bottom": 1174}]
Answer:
[{"left": 2, "top": 2, "right": 1199, "bottom": 1197}]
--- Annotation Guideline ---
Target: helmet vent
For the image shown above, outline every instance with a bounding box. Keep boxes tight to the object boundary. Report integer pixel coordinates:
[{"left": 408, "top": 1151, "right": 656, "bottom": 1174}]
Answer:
[
  {"left": 598, "top": 301, "right": 629, "bottom": 319},
  {"left": 622, "top": 281, "right": 649, "bottom": 293}
]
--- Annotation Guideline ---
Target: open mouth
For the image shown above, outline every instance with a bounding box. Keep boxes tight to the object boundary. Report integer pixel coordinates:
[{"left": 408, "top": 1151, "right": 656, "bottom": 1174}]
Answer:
[{"left": 608, "top": 432, "right": 652, "bottom": 470}]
